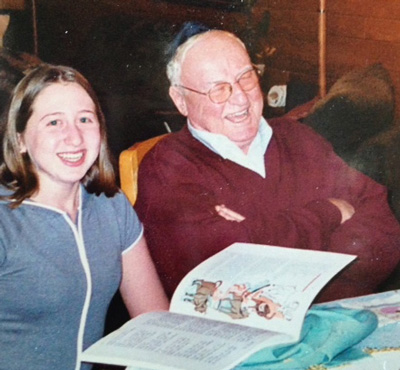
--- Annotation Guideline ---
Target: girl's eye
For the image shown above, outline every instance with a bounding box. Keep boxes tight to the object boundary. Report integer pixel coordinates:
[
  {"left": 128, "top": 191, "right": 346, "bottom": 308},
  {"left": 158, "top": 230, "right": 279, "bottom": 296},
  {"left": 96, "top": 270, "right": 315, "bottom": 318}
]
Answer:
[
  {"left": 48, "top": 120, "right": 59, "bottom": 126},
  {"left": 80, "top": 117, "right": 92, "bottom": 123}
]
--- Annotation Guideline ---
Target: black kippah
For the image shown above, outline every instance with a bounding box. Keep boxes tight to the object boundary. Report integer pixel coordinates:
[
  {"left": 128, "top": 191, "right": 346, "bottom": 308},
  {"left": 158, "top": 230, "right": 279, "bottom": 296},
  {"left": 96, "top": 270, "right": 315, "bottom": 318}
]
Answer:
[{"left": 165, "top": 21, "right": 211, "bottom": 62}]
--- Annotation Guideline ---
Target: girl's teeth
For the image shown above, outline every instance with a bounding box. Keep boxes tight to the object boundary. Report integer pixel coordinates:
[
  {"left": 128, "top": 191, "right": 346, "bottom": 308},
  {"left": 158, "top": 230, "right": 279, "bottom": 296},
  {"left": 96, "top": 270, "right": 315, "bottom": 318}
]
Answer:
[{"left": 58, "top": 152, "right": 83, "bottom": 162}]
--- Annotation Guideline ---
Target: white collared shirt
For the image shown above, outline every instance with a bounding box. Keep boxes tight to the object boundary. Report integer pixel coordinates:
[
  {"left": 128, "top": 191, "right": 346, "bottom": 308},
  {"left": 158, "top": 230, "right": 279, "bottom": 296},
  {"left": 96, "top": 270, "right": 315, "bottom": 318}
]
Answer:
[{"left": 188, "top": 117, "right": 273, "bottom": 178}]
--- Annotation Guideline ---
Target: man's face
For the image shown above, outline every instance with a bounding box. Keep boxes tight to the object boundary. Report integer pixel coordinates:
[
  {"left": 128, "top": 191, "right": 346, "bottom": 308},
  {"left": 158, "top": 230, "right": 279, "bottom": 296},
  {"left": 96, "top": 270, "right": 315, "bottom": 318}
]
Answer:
[{"left": 170, "top": 32, "right": 264, "bottom": 153}]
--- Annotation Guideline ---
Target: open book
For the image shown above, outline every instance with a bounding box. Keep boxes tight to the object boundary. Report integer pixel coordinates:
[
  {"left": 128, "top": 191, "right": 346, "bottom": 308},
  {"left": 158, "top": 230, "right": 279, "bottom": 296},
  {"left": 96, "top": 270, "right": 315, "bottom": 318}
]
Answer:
[{"left": 82, "top": 242, "right": 356, "bottom": 370}]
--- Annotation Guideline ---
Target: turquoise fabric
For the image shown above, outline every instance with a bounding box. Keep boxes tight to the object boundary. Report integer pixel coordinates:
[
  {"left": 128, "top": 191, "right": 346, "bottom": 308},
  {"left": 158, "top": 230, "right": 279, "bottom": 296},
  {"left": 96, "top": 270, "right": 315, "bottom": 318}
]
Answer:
[{"left": 235, "top": 306, "right": 378, "bottom": 370}]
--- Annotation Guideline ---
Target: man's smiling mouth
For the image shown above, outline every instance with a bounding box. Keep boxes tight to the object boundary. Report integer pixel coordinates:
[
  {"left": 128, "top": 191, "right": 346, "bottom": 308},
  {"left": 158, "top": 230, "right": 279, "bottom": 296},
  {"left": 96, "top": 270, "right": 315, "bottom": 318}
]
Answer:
[{"left": 226, "top": 108, "right": 249, "bottom": 123}]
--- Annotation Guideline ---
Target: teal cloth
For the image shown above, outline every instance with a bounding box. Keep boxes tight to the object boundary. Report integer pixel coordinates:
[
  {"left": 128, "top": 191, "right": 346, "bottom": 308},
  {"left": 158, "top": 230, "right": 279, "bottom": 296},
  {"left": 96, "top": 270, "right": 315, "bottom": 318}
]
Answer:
[{"left": 235, "top": 306, "right": 378, "bottom": 370}]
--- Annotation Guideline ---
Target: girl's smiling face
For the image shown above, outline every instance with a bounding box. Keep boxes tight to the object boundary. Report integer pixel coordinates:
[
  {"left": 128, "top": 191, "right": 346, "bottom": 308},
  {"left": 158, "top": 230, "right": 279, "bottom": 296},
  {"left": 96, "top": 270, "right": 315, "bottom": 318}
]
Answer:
[{"left": 18, "top": 82, "right": 101, "bottom": 191}]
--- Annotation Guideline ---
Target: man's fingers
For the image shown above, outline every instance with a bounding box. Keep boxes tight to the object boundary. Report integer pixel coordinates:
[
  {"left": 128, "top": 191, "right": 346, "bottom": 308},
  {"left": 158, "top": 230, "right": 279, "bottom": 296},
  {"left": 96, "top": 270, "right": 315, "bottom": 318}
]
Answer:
[{"left": 215, "top": 204, "right": 246, "bottom": 222}]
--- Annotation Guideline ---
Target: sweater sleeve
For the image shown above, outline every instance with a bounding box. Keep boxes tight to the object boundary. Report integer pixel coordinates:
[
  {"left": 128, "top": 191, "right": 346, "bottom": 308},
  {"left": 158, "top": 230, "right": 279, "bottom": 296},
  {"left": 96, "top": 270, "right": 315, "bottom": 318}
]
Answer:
[
  {"left": 270, "top": 120, "right": 400, "bottom": 301},
  {"left": 135, "top": 126, "right": 400, "bottom": 300},
  {"left": 135, "top": 135, "right": 337, "bottom": 298},
  {"left": 136, "top": 142, "right": 341, "bottom": 252},
  {"left": 137, "top": 131, "right": 342, "bottom": 250},
  {"left": 318, "top": 155, "right": 400, "bottom": 301}
]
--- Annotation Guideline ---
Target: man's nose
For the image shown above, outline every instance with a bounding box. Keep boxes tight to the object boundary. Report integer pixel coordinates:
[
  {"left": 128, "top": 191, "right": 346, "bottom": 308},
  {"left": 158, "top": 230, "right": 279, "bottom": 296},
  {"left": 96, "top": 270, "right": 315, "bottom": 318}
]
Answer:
[{"left": 229, "top": 81, "right": 250, "bottom": 105}]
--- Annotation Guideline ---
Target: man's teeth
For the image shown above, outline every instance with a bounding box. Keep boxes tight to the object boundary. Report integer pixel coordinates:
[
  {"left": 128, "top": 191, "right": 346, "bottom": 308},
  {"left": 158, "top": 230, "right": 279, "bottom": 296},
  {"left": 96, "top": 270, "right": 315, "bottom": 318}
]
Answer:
[
  {"left": 58, "top": 152, "right": 84, "bottom": 162},
  {"left": 227, "top": 109, "right": 248, "bottom": 119}
]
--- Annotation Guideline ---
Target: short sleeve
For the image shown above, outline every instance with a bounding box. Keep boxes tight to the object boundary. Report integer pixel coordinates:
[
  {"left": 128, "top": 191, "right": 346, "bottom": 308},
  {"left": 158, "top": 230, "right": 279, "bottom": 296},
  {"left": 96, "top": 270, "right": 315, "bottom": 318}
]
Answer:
[
  {"left": 113, "top": 192, "right": 144, "bottom": 254},
  {"left": 0, "top": 221, "right": 6, "bottom": 266},
  {"left": 0, "top": 241, "right": 5, "bottom": 266}
]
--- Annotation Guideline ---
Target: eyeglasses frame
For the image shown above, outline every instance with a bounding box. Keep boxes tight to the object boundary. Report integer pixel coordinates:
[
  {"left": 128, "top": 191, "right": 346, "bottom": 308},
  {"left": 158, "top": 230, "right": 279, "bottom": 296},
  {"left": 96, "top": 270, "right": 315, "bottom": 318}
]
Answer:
[{"left": 175, "top": 65, "right": 262, "bottom": 104}]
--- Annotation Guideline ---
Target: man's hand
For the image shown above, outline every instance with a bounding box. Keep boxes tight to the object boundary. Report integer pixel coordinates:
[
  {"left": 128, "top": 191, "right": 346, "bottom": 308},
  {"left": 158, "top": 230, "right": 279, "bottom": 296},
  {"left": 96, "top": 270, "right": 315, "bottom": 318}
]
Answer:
[
  {"left": 215, "top": 204, "right": 246, "bottom": 222},
  {"left": 328, "top": 198, "right": 355, "bottom": 224}
]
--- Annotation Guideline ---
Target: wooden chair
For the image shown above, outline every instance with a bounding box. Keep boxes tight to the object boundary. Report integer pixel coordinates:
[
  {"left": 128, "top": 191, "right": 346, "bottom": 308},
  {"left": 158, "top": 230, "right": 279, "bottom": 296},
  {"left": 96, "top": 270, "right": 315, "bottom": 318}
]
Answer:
[{"left": 119, "top": 134, "right": 168, "bottom": 205}]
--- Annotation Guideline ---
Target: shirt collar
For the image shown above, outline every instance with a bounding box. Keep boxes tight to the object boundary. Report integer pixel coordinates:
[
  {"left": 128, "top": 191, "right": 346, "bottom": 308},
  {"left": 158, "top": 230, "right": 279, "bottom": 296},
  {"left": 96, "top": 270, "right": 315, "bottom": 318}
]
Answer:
[{"left": 188, "top": 117, "right": 273, "bottom": 177}]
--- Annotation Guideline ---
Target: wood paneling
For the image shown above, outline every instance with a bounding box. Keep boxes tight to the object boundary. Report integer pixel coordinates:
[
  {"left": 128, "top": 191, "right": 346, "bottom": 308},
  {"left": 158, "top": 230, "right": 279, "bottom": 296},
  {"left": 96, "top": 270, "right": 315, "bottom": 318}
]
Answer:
[
  {"left": 31, "top": 0, "right": 400, "bottom": 113},
  {"left": 268, "top": 9, "right": 319, "bottom": 42},
  {"left": 255, "top": 1, "right": 400, "bottom": 112},
  {"left": 328, "top": 14, "right": 400, "bottom": 43},
  {"left": 266, "top": 0, "right": 319, "bottom": 11},
  {"left": 364, "top": 18, "right": 400, "bottom": 43},
  {"left": 327, "top": 0, "right": 400, "bottom": 20},
  {"left": 327, "top": 14, "right": 365, "bottom": 39},
  {"left": 0, "top": 0, "right": 24, "bottom": 10}
]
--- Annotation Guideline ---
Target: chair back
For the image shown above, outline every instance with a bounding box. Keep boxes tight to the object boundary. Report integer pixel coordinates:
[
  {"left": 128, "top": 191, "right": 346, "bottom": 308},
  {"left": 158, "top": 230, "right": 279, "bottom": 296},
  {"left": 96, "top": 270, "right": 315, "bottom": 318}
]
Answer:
[{"left": 119, "top": 134, "right": 168, "bottom": 205}]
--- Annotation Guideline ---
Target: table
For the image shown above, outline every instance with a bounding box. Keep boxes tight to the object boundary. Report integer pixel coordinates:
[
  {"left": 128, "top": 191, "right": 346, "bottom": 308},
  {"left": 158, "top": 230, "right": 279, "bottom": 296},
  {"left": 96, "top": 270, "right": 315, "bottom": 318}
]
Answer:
[
  {"left": 122, "top": 290, "right": 400, "bottom": 370},
  {"left": 320, "top": 290, "right": 400, "bottom": 369}
]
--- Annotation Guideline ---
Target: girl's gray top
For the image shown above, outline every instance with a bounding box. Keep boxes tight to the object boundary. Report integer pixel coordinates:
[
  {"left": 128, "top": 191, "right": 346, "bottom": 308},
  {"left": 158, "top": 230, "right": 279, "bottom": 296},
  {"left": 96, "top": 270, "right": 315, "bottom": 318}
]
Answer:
[{"left": 0, "top": 185, "right": 143, "bottom": 370}]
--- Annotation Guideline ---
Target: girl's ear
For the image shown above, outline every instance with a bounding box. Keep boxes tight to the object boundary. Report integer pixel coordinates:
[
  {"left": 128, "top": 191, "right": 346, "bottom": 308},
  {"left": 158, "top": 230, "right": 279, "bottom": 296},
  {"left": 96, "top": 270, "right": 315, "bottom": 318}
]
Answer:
[
  {"left": 17, "top": 133, "right": 27, "bottom": 153},
  {"left": 169, "top": 86, "right": 188, "bottom": 117}
]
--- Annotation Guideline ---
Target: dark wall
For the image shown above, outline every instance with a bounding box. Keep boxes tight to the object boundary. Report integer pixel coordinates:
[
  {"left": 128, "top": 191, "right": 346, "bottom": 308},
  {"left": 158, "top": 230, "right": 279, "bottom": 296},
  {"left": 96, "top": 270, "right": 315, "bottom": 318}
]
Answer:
[
  {"left": 1, "top": 1, "right": 259, "bottom": 333},
  {"left": 4, "top": 0, "right": 260, "bottom": 158}
]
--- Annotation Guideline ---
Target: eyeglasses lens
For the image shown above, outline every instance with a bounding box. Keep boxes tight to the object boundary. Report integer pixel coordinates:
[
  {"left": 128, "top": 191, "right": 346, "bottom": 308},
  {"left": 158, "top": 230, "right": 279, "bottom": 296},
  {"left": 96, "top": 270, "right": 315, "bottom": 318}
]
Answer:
[
  {"left": 208, "top": 69, "right": 259, "bottom": 104},
  {"left": 209, "top": 84, "right": 232, "bottom": 104},
  {"left": 238, "top": 69, "right": 259, "bottom": 91}
]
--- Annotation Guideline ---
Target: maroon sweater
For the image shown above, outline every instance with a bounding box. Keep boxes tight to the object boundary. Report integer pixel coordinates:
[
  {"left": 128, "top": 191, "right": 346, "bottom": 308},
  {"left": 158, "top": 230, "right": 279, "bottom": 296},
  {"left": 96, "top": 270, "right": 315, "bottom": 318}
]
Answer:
[{"left": 136, "top": 117, "right": 400, "bottom": 302}]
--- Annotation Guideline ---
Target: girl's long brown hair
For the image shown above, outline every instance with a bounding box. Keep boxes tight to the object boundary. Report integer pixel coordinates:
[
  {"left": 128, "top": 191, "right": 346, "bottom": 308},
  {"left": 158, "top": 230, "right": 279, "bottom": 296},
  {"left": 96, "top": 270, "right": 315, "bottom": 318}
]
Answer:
[{"left": 0, "top": 64, "right": 119, "bottom": 207}]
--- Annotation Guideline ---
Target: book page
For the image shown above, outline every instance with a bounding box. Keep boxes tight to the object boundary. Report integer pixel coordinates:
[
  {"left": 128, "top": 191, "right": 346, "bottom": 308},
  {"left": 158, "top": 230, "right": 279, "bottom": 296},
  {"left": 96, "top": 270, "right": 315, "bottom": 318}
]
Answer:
[
  {"left": 171, "top": 243, "right": 356, "bottom": 340},
  {"left": 82, "top": 311, "right": 292, "bottom": 370}
]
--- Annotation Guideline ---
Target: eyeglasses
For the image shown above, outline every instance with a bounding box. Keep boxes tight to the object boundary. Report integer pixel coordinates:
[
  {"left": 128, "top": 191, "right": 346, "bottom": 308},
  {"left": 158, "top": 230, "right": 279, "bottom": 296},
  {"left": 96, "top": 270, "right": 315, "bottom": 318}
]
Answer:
[{"left": 176, "top": 66, "right": 261, "bottom": 104}]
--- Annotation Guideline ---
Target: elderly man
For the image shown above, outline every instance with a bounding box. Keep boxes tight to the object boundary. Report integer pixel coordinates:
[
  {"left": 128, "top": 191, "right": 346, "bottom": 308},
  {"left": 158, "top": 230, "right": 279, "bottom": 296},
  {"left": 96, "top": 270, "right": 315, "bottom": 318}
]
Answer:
[{"left": 135, "top": 24, "right": 400, "bottom": 302}]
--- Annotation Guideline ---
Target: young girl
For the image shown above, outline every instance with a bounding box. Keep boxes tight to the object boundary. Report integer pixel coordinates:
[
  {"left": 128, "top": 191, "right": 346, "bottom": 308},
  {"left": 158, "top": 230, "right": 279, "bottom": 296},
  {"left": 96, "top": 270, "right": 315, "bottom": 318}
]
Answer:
[{"left": 0, "top": 64, "right": 168, "bottom": 370}]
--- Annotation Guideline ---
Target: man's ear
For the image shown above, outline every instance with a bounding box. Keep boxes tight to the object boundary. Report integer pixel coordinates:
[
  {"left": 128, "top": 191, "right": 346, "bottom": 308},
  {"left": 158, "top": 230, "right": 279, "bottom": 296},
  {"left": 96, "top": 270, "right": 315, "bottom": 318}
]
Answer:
[
  {"left": 169, "top": 86, "right": 188, "bottom": 117},
  {"left": 17, "top": 133, "right": 27, "bottom": 154}
]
